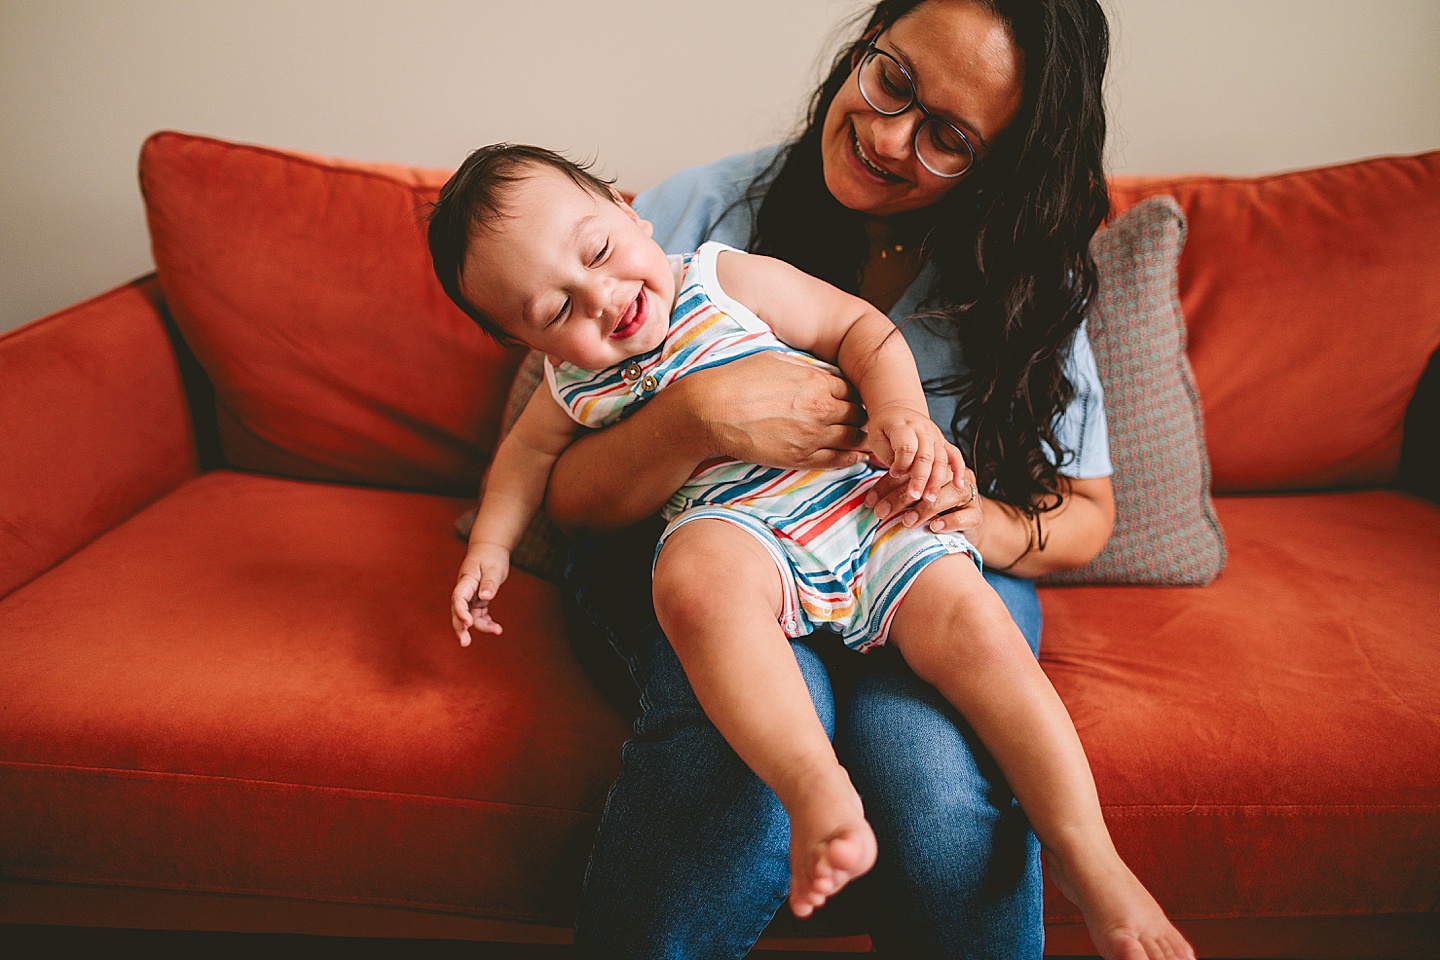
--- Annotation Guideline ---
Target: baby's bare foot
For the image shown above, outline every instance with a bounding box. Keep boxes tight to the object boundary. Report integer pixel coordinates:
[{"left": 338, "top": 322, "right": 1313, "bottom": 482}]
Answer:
[
  {"left": 786, "top": 769, "right": 877, "bottom": 919},
  {"left": 1048, "top": 852, "right": 1196, "bottom": 960}
]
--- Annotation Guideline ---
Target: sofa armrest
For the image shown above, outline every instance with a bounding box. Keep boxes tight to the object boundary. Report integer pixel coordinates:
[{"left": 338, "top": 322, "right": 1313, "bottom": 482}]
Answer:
[
  {"left": 1399, "top": 347, "right": 1438, "bottom": 503},
  {"left": 0, "top": 276, "right": 201, "bottom": 599}
]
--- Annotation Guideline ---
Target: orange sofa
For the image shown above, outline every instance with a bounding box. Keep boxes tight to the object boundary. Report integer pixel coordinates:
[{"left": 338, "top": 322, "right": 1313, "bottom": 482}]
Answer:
[{"left": 2, "top": 131, "right": 1438, "bottom": 957}]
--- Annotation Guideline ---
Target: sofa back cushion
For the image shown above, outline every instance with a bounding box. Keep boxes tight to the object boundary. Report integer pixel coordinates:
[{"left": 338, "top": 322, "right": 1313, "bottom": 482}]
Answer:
[
  {"left": 140, "top": 131, "right": 524, "bottom": 490},
  {"left": 1109, "top": 151, "right": 1440, "bottom": 492}
]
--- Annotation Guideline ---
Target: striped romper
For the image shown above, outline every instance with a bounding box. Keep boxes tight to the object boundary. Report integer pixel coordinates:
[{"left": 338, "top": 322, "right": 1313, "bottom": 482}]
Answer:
[{"left": 546, "top": 241, "right": 980, "bottom": 652}]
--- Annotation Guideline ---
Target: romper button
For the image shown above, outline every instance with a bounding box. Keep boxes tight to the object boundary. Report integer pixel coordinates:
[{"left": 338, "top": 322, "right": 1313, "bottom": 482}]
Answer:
[
  {"left": 622, "top": 362, "right": 642, "bottom": 382},
  {"left": 641, "top": 375, "right": 658, "bottom": 392}
]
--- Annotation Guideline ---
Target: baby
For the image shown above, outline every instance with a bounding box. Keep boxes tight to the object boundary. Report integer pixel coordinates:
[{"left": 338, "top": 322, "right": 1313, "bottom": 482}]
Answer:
[{"left": 428, "top": 143, "right": 1192, "bottom": 959}]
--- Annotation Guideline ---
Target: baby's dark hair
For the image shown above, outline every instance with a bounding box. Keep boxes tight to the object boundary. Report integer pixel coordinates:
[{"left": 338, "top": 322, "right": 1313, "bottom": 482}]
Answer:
[{"left": 427, "top": 143, "right": 616, "bottom": 343}]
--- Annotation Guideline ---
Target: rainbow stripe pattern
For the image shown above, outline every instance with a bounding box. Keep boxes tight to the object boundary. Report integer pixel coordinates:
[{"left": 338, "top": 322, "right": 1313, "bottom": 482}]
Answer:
[{"left": 547, "top": 242, "right": 979, "bottom": 650}]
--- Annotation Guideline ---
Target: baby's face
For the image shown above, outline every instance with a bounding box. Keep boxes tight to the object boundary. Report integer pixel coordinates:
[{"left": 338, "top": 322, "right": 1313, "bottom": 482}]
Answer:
[{"left": 461, "top": 165, "right": 674, "bottom": 370}]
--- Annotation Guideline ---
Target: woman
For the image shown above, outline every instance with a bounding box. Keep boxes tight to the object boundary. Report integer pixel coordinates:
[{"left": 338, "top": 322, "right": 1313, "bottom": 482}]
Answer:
[{"left": 549, "top": 1, "right": 1116, "bottom": 956}]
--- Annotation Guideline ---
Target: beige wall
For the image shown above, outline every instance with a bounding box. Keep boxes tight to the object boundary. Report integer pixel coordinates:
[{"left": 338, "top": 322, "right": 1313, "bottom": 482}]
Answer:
[{"left": 2, "top": 0, "right": 1437, "bottom": 333}]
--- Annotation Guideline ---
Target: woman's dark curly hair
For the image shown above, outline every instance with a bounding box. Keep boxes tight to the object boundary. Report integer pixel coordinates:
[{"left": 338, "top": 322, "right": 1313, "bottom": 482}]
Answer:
[{"left": 749, "top": 0, "right": 1110, "bottom": 518}]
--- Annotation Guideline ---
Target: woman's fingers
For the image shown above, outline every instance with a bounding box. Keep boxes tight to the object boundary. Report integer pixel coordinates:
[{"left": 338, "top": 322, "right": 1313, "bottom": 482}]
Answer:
[
  {"left": 865, "top": 471, "right": 917, "bottom": 522},
  {"left": 798, "top": 446, "right": 867, "bottom": 470},
  {"left": 820, "top": 363, "right": 866, "bottom": 422},
  {"left": 818, "top": 424, "right": 872, "bottom": 455},
  {"left": 946, "top": 444, "right": 969, "bottom": 485},
  {"left": 865, "top": 466, "right": 983, "bottom": 532},
  {"left": 928, "top": 469, "right": 983, "bottom": 534}
]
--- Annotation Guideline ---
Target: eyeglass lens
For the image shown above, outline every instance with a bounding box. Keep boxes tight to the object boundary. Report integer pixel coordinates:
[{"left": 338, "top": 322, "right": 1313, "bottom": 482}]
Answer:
[{"left": 859, "top": 48, "right": 973, "bottom": 177}]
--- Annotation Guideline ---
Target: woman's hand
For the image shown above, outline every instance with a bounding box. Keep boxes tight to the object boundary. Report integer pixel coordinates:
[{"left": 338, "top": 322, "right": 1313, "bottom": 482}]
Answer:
[
  {"left": 687, "top": 351, "right": 869, "bottom": 470},
  {"left": 864, "top": 464, "right": 983, "bottom": 535},
  {"left": 864, "top": 473, "right": 1116, "bottom": 577}
]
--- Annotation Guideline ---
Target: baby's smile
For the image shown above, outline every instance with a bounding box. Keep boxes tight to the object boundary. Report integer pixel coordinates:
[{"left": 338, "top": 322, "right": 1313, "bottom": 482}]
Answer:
[{"left": 610, "top": 290, "right": 647, "bottom": 340}]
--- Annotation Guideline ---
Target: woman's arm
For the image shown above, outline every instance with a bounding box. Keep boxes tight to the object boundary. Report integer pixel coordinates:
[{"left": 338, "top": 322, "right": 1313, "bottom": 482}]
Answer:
[
  {"left": 973, "top": 475, "right": 1115, "bottom": 577},
  {"left": 717, "top": 249, "right": 965, "bottom": 500},
  {"left": 545, "top": 350, "right": 869, "bottom": 534},
  {"left": 866, "top": 472, "right": 1114, "bottom": 577}
]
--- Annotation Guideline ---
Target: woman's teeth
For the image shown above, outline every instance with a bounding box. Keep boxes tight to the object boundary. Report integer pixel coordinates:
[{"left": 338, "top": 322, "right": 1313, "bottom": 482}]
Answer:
[{"left": 853, "top": 130, "right": 900, "bottom": 181}]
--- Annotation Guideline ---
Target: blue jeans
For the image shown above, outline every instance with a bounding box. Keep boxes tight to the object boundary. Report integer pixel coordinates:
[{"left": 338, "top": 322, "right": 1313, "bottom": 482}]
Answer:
[{"left": 566, "top": 521, "right": 1044, "bottom": 960}]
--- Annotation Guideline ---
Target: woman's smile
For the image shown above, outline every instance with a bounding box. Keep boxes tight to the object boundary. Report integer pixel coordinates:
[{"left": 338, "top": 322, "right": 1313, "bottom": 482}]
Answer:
[
  {"left": 850, "top": 124, "right": 908, "bottom": 184},
  {"left": 820, "top": 1, "right": 1024, "bottom": 217}
]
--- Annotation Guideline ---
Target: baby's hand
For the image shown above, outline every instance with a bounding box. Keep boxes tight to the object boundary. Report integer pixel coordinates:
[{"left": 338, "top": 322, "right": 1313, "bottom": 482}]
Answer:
[
  {"left": 451, "top": 542, "right": 511, "bottom": 647},
  {"left": 865, "top": 403, "right": 966, "bottom": 505}
]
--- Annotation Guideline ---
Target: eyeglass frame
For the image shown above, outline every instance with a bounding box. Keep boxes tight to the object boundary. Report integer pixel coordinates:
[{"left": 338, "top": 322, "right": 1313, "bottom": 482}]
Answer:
[{"left": 855, "top": 40, "right": 978, "bottom": 180}]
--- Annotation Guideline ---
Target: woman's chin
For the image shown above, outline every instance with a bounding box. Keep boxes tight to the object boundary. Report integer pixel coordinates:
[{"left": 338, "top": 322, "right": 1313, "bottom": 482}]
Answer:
[
  {"left": 824, "top": 155, "right": 879, "bottom": 214},
  {"left": 823, "top": 144, "right": 911, "bottom": 217}
]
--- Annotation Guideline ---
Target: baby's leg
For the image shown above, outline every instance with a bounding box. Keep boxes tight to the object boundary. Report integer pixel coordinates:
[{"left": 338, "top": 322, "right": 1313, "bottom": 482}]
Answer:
[
  {"left": 886, "top": 556, "right": 1194, "bottom": 960},
  {"left": 652, "top": 519, "right": 876, "bottom": 918}
]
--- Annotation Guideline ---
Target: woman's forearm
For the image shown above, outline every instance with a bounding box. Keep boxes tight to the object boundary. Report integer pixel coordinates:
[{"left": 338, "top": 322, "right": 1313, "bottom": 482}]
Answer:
[
  {"left": 982, "top": 475, "right": 1115, "bottom": 578},
  {"left": 545, "top": 351, "right": 870, "bottom": 534},
  {"left": 544, "top": 379, "right": 713, "bottom": 534}
]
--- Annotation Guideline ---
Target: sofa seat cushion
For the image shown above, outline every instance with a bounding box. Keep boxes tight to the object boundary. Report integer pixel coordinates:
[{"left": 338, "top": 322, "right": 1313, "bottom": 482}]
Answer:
[
  {"left": 0, "top": 470, "right": 629, "bottom": 922},
  {"left": 1038, "top": 489, "right": 1440, "bottom": 922}
]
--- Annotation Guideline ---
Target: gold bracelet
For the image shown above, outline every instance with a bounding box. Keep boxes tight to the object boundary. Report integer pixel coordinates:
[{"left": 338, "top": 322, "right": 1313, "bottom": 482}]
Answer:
[{"left": 992, "top": 509, "right": 1044, "bottom": 572}]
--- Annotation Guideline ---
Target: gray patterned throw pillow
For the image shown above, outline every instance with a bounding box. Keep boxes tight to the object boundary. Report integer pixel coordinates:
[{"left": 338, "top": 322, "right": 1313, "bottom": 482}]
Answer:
[{"left": 1040, "top": 195, "right": 1226, "bottom": 585}]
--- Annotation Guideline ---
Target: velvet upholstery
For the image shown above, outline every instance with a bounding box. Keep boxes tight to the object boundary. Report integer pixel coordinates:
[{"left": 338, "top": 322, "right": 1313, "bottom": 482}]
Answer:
[
  {"left": 3, "top": 475, "right": 1434, "bottom": 941},
  {"left": 1041, "top": 491, "right": 1440, "bottom": 924},
  {"left": 1109, "top": 152, "right": 1440, "bottom": 492},
  {"left": 0, "top": 277, "right": 197, "bottom": 599},
  {"left": 2, "top": 134, "right": 1437, "bottom": 957},
  {"left": 139, "top": 132, "right": 525, "bottom": 490},
  {"left": 0, "top": 471, "right": 628, "bottom": 922}
]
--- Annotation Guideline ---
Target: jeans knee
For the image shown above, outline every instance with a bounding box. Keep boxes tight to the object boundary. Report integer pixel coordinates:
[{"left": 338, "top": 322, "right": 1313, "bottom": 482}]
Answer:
[{"left": 984, "top": 569, "right": 1041, "bottom": 656}]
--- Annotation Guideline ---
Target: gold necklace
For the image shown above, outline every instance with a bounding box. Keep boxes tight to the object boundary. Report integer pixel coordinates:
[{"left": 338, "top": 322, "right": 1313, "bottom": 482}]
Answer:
[{"left": 878, "top": 243, "right": 906, "bottom": 260}]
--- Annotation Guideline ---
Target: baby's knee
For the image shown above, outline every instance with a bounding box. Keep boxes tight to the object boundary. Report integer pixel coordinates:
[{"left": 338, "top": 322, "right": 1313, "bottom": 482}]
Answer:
[
  {"left": 654, "top": 525, "right": 781, "bottom": 634},
  {"left": 891, "top": 562, "right": 1030, "bottom": 673},
  {"left": 651, "top": 553, "right": 712, "bottom": 636}
]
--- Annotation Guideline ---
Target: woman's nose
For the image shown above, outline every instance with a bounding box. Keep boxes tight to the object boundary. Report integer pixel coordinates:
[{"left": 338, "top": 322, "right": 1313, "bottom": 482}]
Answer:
[{"left": 870, "top": 110, "right": 918, "bottom": 160}]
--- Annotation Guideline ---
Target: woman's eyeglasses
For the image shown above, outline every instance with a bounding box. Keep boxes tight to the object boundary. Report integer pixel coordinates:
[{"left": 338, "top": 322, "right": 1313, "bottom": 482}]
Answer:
[{"left": 856, "top": 41, "right": 977, "bottom": 179}]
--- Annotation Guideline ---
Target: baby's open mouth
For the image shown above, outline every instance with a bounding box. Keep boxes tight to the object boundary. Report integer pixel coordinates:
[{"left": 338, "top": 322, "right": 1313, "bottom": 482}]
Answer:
[{"left": 610, "top": 290, "right": 646, "bottom": 339}]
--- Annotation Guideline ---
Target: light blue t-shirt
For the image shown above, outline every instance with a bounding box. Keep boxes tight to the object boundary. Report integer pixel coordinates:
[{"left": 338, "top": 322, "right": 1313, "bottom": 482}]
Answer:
[{"left": 632, "top": 145, "right": 1112, "bottom": 479}]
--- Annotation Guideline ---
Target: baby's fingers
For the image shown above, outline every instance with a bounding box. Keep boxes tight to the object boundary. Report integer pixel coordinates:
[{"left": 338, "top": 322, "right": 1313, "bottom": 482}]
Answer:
[
  {"left": 905, "top": 441, "right": 937, "bottom": 502},
  {"left": 452, "top": 575, "right": 480, "bottom": 624},
  {"left": 886, "top": 428, "right": 918, "bottom": 478},
  {"left": 468, "top": 602, "right": 503, "bottom": 637},
  {"left": 921, "top": 454, "right": 952, "bottom": 504},
  {"left": 945, "top": 444, "right": 969, "bottom": 490}
]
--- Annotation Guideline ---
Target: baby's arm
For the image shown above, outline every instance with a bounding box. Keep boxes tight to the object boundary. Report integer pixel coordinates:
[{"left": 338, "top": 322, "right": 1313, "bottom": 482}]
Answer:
[
  {"left": 714, "top": 250, "right": 965, "bottom": 502},
  {"left": 453, "top": 387, "right": 578, "bottom": 646}
]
